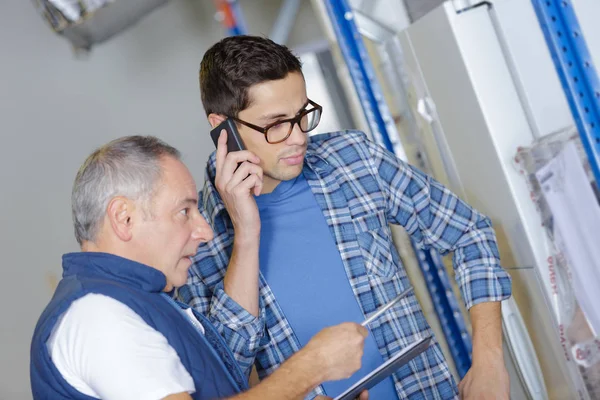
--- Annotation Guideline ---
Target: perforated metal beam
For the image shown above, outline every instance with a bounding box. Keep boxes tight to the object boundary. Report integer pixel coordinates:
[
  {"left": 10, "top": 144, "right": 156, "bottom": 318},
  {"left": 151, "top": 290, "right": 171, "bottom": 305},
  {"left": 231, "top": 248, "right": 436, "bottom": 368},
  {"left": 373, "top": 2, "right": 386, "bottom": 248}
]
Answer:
[{"left": 531, "top": 0, "right": 600, "bottom": 184}]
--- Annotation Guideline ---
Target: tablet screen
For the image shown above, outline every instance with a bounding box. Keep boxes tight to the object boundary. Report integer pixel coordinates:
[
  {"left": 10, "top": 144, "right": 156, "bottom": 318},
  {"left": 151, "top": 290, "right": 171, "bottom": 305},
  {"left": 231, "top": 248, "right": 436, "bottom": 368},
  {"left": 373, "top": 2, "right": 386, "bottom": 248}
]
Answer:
[{"left": 334, "top": 336, "right": 432, "bottom": 400}]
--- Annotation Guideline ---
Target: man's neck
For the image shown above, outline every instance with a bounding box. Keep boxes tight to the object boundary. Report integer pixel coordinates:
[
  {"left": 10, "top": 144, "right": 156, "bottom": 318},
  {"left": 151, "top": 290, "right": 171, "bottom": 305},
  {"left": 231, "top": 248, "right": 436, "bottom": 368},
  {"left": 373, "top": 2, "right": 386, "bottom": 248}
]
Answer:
[
  {"left": 80, "top": 240, "right": 171, "bottom": 292},
  {"left": 81, "top": 241, "right": 100, "bottom": 252},
  {"left": 81, "top": 240, "right": 128, "bottom": 261}
]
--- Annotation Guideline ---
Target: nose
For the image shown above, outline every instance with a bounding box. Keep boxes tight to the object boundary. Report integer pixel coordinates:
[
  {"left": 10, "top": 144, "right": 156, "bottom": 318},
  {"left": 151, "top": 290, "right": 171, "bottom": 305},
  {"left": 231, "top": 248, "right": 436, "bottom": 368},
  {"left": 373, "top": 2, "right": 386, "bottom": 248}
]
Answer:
[
  {"left": 191, "top": 214, "right": 214, "bottom": 243},
  {"left": 285, "top": 122, "right": 307, "bottom": 147}
]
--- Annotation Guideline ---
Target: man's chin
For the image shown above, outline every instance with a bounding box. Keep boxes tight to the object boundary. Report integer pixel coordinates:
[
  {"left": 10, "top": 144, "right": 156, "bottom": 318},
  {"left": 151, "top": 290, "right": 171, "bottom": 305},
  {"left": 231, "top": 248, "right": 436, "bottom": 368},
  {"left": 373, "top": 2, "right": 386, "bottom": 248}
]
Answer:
[
  {"left": 285, "top": 169, "right": 303, "bottom": 181},
  {"left": 170, "top": 276, "right": 188, "bottom": 291},
  {"left": 275, "top": 164, "right": 304, "bottom": 182},
  {"left": 172, "top": 259, "right": 193, "bottom": 287}
]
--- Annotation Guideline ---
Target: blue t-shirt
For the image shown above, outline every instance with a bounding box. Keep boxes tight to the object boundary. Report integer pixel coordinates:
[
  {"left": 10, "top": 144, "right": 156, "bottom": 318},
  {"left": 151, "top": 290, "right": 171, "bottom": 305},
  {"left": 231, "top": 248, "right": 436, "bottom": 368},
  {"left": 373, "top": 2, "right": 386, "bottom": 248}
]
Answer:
[{"left": 256, "top": 172, "right": 397, "bottom": 399}]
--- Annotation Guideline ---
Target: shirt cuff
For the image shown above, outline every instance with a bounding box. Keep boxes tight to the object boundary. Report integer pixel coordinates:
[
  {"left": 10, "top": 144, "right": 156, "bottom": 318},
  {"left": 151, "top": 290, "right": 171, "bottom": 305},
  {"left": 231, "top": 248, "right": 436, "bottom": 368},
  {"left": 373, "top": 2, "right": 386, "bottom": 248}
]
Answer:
[
  {"left": 456, "top": 263, "right": 513, "bottom": 310},
  {"left": 209, "top": 281, "right": 266, "bottom": 342}
]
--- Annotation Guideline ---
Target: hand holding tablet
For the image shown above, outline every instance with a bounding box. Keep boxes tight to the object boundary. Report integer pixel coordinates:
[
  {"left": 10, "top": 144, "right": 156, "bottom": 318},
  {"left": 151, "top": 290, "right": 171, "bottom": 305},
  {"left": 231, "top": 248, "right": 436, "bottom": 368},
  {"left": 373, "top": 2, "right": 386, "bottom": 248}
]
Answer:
[
  {"left": 334, "top": 288, "right": 432, "bottom": 400},
  {"left": 334, "top": 336, "right": 432, "bottom": 400}
]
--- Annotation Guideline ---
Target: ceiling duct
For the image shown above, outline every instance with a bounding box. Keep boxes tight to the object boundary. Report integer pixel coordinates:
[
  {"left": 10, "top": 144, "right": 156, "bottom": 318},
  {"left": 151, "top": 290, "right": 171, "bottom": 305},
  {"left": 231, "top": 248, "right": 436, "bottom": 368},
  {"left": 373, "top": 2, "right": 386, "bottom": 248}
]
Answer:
[{"left": 34, "top": 0, "right": 170, "bottom": 52}]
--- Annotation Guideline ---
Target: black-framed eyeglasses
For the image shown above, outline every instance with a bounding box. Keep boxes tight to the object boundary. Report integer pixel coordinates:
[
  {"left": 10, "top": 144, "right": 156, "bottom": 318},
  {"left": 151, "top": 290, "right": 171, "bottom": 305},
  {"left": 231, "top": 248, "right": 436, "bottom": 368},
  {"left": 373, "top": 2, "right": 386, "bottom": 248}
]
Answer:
[{"left": 228, "top": 99, "right": 323, "bottom": 144}]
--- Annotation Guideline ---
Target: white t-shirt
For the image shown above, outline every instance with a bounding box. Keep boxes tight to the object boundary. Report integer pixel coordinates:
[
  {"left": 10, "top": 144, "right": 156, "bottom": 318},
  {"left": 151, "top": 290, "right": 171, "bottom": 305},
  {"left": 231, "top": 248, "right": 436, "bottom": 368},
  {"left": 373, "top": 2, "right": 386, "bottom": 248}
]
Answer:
[{"left": 47, "top": 293, "right": 199, "bottom": 400}]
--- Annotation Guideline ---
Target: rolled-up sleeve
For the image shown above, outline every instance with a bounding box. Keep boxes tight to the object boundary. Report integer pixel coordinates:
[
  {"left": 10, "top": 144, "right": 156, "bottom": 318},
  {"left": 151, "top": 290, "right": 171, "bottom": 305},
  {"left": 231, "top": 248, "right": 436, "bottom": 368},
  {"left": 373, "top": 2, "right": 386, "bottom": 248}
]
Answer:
[{"left": 364, "top": 136, "right": 512, "bottom": 309}]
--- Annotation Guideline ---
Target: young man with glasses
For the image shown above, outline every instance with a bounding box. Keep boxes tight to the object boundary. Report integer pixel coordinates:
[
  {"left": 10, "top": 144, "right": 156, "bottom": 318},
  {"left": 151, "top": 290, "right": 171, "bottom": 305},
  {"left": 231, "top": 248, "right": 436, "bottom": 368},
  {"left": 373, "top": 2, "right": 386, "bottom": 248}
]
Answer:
[{"left": 180, "top": 35, "right": 512, "bottom": 400}]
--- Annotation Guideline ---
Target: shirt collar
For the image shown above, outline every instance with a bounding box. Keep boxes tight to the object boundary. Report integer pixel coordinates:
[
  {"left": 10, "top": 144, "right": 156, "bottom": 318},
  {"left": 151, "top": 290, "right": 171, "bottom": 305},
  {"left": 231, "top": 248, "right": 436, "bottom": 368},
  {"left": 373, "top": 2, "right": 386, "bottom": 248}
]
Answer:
[
  {"left": 62, "top": 252, "right": 167, "bottom": 293},
  {"left": 202, "top": 141, "right": 334, "bottom": 227}
]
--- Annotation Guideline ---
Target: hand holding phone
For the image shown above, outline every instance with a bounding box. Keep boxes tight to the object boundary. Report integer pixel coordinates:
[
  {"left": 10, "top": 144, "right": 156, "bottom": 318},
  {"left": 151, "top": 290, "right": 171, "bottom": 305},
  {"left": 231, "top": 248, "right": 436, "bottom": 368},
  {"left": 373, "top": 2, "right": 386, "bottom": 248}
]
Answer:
[
  {"left": 212, "top": 119, "right": 262, "bottom": 235},
  {"left": 210, "top": 119, "right": 246, "bottom": 153}
]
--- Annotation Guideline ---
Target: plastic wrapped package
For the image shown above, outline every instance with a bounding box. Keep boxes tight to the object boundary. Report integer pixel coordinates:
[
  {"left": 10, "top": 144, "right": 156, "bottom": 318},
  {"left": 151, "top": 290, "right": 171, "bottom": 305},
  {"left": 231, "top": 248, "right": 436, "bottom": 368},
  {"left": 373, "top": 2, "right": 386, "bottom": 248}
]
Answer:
[{"left": 515, "top": 128, "right": 600, "bottom": 398}]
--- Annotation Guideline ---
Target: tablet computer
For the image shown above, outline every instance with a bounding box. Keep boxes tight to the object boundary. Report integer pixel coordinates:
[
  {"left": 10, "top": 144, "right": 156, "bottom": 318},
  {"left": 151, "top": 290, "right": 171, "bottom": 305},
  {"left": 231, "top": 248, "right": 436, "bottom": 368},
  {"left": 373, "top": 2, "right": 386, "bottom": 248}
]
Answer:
[{"left": 334, "top": 336, "right": 432, "bottom": 400}]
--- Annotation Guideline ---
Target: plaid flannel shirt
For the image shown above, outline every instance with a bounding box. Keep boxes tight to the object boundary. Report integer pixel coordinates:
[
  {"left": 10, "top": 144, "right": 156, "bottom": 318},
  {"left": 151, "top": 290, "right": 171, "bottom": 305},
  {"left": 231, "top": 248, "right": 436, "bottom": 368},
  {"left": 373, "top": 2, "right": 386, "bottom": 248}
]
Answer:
[{"left": 178, "top": 130, "right": 512, "bottom": 399}]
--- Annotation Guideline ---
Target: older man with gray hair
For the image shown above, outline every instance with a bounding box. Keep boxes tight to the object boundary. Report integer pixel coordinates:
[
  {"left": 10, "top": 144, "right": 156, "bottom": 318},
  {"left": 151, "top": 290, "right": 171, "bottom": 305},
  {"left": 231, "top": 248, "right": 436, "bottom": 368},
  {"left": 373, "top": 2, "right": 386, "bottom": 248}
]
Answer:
[{"left": 30, "top": 135, "right": 369, "bottom": 400}]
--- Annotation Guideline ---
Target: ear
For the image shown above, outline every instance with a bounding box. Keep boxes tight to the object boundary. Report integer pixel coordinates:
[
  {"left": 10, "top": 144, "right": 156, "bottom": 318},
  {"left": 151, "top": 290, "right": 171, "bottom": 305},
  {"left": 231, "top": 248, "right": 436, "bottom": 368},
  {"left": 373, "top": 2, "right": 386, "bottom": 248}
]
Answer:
[
  {"left": 208, "top": 113, "right": 226, "bottom": 129},
  {"left": 106, "top": 197, "right": 134, "bottom": 242}
]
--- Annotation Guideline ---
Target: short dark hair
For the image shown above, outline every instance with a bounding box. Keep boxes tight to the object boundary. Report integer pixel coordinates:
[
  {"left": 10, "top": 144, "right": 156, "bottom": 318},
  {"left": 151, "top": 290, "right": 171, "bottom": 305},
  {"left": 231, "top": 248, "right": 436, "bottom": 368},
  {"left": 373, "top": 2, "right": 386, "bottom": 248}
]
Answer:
[{"left": 199, "top": 35, "right": 303, "bottom": 117}]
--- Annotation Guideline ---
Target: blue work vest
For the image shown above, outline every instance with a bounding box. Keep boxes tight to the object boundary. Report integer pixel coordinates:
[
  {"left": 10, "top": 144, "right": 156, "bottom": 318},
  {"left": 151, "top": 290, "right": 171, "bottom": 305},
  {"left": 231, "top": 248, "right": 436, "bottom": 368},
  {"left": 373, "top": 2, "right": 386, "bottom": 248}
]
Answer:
[{"left": 30, "top": 252, "right": 247, "bottom": 399}]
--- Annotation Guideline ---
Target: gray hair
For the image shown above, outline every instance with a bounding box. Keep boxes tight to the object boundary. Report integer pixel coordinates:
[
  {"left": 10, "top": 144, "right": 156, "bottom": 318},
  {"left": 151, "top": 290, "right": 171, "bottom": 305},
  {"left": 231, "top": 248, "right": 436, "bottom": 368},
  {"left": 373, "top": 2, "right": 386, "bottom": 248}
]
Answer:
[{"left": 72, "top": 135, "right": 181, "bottom": 246}]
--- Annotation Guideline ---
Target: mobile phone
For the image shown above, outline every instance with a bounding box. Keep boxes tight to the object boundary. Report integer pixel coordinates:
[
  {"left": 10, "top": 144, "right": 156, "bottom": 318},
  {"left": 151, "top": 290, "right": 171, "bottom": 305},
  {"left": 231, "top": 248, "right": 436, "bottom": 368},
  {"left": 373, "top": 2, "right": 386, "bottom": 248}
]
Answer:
[{"left": 210, "top": 119, "right": 246, "bottom": 153}]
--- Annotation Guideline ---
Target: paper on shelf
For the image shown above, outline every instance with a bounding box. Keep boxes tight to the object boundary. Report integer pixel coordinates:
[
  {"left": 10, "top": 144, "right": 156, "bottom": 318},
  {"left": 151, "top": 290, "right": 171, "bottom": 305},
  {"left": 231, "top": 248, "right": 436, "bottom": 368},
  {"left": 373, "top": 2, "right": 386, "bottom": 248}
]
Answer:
[{"left": 536, "top": 142, "right": 600, "bottom": 337}]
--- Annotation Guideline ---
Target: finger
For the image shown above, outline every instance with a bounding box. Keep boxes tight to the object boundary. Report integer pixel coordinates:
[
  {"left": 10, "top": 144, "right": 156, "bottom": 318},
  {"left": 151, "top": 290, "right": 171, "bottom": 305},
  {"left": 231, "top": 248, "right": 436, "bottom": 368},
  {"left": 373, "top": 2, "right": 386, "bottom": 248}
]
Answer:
[
  {"left": 226, "top": 162, "right": 264, "bottom": 190},
  {"left": 233, "top": 173, "right": 263, "bottom": 197},
  {"left": 357, "top": 347, "right": 365, "bottom": 360},
  {"left": 225, "top": 166, "right": 263, "bottom": 197},
  {"left": 253, "top": 177, "right": 263, "bottom": 196},
  {"left": 357, "top": 390, "right": 369, "bottom": 400},
  {"left": 220, "top": 150, "right": 261, "bottom": 182},
  {"left": 356, "top": 324, "right": 369, "bottom": 338},
  {"left": 215, "top": 130, "right": 228, "bottom": 180},
  {"left": 240, "top": 169, "right": 264, "bottom": 197}
]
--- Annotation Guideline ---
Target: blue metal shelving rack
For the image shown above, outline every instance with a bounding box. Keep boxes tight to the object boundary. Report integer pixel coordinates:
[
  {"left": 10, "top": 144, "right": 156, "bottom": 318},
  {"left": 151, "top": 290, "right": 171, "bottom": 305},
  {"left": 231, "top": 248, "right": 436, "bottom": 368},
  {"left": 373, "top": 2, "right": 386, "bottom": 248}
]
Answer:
[
  {"left": 531, "top": 0, "right": 600, "bottom": 184},
  {"left": 323, "top": 0, "right": 473, "bottom": 378}
]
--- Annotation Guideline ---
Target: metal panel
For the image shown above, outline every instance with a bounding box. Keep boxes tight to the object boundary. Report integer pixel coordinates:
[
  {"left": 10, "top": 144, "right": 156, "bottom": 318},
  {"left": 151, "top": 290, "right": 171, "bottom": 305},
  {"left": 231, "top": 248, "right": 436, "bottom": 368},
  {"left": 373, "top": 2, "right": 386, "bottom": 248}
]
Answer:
[
  {"left": 493, "top": 0, "right": 574, "bottom": 138},
  {"left": 400, "top": 2, "right": 580, "bottom": 397},
  {"left": 269, "top": 0, "right": 302, "bottom": 44},
  {"left": 403, "top": 0, "right": 446, "bottom": 22}
]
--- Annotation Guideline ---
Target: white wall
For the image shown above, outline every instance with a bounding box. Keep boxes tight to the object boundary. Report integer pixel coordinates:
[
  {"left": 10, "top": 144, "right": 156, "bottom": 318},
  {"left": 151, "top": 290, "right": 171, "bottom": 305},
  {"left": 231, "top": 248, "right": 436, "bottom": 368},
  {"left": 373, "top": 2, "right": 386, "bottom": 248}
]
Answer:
[{"left": 0, "top": 1, "right": 323, "bottom": 397}]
